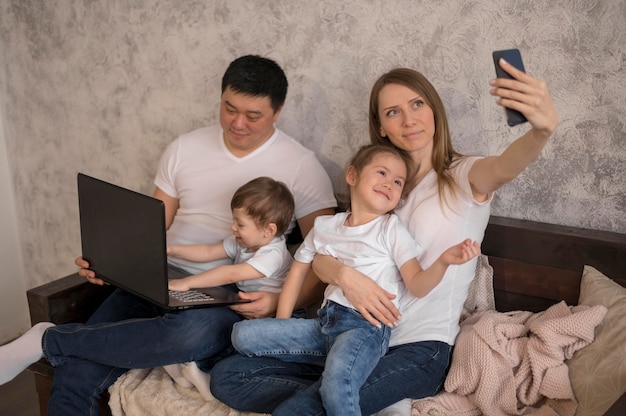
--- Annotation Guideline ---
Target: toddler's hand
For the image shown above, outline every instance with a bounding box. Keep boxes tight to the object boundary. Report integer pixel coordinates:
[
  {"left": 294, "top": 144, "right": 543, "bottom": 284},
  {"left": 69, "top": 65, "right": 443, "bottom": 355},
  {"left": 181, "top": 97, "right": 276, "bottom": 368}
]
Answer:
[{"left": 168, "top": 279, "right": 190, "bottom": 292}]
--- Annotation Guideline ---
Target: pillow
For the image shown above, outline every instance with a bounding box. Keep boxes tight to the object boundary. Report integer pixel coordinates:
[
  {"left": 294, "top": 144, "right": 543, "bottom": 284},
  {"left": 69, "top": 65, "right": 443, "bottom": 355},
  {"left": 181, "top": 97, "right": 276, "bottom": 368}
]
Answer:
[{"left": 568, "top": 265, "right": 626, "bottom": 416}]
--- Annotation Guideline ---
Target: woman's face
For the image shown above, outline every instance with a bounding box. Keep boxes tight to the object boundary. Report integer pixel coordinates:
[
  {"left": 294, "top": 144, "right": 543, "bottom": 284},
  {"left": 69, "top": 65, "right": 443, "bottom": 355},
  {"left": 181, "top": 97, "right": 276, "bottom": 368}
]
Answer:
[{"left": 377, "top": 83, "right": 435, "bottom": 158}]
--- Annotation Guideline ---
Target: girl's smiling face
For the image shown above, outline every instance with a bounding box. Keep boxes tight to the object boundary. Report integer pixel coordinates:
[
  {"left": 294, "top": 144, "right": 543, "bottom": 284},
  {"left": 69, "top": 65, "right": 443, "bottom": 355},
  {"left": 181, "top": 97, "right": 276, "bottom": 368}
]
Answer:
[{"left": 347, "top": 152, "right": 407, "bottom": 218}]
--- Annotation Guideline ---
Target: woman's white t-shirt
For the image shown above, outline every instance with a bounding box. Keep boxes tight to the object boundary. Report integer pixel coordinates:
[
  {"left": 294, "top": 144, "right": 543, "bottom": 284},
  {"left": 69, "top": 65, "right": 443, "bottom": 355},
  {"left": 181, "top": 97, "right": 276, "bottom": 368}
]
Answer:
[{"left": 390, "top": 157, "right": 493, "bottom": 347}]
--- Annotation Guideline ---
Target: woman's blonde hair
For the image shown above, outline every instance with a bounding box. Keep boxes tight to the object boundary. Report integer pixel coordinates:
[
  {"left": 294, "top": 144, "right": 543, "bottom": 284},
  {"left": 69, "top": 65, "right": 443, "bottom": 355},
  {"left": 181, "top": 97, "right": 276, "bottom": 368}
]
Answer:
[{"left": 368, "top": 68, "right": 463, "bottom": 208}]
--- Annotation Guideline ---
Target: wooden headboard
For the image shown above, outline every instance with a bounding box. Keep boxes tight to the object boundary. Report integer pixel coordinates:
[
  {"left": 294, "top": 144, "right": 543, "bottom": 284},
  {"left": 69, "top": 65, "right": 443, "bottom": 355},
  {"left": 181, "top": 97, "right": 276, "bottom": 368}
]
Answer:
[{"left": 482, "top": 216, "right": 626, "bottom": 312}]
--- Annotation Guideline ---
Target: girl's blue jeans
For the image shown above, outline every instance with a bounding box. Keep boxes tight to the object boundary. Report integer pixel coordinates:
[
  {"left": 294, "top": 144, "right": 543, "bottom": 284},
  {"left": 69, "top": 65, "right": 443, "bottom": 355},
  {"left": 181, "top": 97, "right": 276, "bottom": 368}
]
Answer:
[{"left": 232, "top": 301, "right": 391, "bottom": 415}]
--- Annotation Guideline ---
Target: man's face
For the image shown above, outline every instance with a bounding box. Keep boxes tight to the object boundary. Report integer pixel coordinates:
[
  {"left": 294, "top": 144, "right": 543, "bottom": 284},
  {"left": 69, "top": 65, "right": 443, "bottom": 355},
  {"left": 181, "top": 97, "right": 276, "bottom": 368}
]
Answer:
[{"left": 219, "top": 86, "right": 282, "bottom": 157}]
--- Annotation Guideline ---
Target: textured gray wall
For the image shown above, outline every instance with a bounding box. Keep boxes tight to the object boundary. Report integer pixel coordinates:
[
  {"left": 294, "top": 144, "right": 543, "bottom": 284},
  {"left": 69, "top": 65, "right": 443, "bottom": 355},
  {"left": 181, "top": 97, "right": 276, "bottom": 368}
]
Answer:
[{"left": 1, "top": 0, "right": 625, "bottom": 289}]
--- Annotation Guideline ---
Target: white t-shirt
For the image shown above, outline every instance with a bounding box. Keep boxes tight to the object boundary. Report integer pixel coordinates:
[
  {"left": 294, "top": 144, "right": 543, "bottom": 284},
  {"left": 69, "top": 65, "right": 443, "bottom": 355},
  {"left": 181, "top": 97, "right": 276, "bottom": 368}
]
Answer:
[
  {"left": 222, "top": 235, "right": 293, "bottom": 294},
  {"left": 296, "top": 212, "right": 422, "bottom": 310},
  {"left": 390, "top": 156, "right": 493, "bottom": 347},
  {"left": 155, "top": 125, "right": 337, "bottom": 275}
]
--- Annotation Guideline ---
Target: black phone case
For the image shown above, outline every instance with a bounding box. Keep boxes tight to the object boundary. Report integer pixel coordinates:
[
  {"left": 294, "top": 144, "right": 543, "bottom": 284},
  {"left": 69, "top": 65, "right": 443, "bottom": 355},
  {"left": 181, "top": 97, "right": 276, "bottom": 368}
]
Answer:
[{"left": 492, "top": 49, "right": 527, "bottom": 127}]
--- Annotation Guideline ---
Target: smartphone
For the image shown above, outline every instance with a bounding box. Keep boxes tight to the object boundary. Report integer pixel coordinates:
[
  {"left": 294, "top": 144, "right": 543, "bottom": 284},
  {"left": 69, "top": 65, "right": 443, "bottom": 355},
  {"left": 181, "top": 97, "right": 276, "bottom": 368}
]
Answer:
[{"left": 492, "top": 49, "right": 527, "bottom": 126}]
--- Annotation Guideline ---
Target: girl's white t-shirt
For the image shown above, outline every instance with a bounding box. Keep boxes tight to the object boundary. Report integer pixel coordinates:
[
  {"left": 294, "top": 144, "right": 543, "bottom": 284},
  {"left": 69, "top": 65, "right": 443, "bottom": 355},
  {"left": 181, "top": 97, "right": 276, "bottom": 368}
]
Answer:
[{"left": 296, "top": 212, "right": 422, "bottom": 310}]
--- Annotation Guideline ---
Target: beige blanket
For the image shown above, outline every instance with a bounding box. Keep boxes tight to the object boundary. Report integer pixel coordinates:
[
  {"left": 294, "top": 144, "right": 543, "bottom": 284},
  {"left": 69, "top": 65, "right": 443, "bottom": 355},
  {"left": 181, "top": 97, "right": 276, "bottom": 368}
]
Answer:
[
  {"left": 413, "top": 302, "right": 607, "bottom": 416},
  {"left": 109, "top": 366, "right": 267, "bottom": 416}
]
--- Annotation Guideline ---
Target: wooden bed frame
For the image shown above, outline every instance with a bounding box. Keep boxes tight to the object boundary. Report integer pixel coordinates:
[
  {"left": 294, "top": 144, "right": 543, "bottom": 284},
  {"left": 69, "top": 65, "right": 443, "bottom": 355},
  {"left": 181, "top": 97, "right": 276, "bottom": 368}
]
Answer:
[{"left": 26, "top": 215, "right": 626, "bottom": 415}]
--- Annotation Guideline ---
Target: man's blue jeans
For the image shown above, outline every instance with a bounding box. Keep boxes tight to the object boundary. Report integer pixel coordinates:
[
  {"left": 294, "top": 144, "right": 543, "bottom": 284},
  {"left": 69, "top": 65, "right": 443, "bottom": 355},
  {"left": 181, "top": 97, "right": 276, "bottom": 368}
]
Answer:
[
  {"left": 212, "top": 339, "right": 452, "bottom": 415},
  {"left": 43, "top": 288, "right": 241, "bottom": 416},
  {"left": 232, "top": 301, "right": 391, "bottom": 416}
]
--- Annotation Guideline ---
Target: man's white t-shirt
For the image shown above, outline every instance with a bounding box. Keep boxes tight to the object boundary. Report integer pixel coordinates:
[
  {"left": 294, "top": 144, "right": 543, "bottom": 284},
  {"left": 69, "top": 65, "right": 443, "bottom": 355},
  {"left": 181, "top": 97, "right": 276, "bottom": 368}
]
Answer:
[
  {"left": 155, "top": 125, "right": 336, "bottom": 275},
  {"left": 391, "top": 157, "right": 493, "bottom": 347}
]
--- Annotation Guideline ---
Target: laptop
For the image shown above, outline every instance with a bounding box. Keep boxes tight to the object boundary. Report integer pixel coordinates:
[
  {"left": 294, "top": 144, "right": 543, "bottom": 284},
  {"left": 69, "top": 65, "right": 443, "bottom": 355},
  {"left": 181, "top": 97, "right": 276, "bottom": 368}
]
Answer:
[{"left": 77, "top": 172, "right": 249, "bottom": 309}]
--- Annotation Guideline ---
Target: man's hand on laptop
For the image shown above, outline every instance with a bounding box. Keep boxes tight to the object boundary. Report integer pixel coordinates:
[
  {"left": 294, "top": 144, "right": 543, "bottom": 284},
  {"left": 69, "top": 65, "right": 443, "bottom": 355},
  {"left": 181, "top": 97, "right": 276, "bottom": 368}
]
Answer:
[
  {"left": 229, "top": 291, "right": 279, "bottom": 319},
  {"left": 75, "top": 256, "right": 108, "bottom": 286}
]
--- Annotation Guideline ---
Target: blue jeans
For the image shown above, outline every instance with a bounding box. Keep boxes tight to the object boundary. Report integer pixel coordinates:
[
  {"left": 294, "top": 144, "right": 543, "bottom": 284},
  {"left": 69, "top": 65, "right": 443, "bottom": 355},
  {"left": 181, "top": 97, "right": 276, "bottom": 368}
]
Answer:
[
  {"left": 211, "top": 339, "right": 452, "bottom": 415},
  {"left": 232, "top": 301, "right": 391, "bottom": 415},
  {"left": 44, "top": 288, "right": 242, "bottom": 416}
]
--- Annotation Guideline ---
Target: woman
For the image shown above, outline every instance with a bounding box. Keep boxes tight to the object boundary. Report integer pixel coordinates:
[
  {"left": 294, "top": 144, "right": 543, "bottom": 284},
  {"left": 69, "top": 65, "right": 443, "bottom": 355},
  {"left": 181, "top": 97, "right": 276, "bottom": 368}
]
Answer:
[{"left": 210, "top": 58, "right": 559, "bottom": 415}]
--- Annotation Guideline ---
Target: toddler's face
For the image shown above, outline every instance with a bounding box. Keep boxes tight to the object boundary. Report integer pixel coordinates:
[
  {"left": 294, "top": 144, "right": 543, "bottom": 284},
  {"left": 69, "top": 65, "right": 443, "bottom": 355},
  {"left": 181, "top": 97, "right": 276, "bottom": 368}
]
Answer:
[{"left": 231, "top": 208, "right": 269, "bottom": 251}]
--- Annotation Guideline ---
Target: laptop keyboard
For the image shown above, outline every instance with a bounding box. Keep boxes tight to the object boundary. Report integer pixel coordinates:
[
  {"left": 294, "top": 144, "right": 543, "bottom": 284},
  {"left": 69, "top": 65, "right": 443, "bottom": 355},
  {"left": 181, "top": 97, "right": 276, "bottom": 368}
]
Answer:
[{"left": 169, "top": 289, "right": 215, "bottom": 303}]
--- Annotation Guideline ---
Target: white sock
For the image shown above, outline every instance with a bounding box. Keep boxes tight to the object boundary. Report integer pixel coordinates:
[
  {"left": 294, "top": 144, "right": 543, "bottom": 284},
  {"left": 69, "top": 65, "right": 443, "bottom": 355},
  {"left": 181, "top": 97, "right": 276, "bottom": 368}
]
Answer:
[
  {"left": 180, "top": 361, "right": 213, "bottom": 401},
  {"left": 162, "top": 363, "right": 194, "bottom": 388},
  {"left": 372, "top": 398, "right": 413, "bottom": 416},
  {"left": 0, "top": 322, "right": 55, "bottom": 385}
]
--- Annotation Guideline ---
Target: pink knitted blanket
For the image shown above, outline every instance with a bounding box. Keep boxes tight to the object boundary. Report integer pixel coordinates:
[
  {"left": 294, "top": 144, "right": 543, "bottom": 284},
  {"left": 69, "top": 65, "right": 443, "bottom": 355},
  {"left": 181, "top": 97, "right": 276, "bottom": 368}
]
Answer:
[{"left": 413, "top": 301, "right": 607, "bottom": 416}]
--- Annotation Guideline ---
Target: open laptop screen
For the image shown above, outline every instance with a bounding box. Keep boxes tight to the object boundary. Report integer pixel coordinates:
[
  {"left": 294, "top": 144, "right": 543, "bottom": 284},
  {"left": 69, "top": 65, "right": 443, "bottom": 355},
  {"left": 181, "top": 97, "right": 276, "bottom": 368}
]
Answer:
[{"left": 77, "top": 173, "right": 170, "bottom": 307}]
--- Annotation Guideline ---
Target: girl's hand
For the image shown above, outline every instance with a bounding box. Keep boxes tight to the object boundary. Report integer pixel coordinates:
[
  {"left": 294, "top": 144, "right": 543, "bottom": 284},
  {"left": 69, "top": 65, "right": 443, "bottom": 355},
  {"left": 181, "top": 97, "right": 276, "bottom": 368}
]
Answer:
[
  {"left": 490, "top": 59, "right": 559, "bottom": 138},
  {"left": 440, "top": 239, "right": 480, "bottom": 266}
]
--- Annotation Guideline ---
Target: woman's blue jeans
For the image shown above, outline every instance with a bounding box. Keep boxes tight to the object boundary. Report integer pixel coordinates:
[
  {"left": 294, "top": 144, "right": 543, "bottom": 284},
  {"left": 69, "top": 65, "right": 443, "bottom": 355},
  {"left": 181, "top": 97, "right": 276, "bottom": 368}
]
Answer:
[
  {"left": 232, "top": 301, "right": 391, "bottom": 416},
  {"left": 216, "top": 312, "right": 452, "bottom": 415},
  {"left": 43, "top": 288, "right": 242, "bottom": 416}
]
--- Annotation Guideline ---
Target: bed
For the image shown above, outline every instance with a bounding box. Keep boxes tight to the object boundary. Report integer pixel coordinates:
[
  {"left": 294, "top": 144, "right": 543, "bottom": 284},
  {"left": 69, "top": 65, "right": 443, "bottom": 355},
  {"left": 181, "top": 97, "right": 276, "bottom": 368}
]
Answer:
[{"left": 26, "top": 215, "right": 626, "bottom": 415}]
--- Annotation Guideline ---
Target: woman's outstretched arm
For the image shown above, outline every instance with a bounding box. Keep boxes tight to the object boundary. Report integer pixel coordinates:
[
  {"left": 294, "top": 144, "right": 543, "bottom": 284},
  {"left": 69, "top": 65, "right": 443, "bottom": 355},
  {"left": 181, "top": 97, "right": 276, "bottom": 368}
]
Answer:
[{"left": 470, "top": 58, "right": 559, "bottom": 199}]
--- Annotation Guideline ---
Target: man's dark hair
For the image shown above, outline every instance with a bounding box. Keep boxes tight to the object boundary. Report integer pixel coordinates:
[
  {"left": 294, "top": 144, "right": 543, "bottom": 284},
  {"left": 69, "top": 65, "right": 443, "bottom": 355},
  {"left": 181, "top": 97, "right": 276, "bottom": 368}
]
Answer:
[{"left": 221, "top": 55, "right": 288, "bottom": 112}]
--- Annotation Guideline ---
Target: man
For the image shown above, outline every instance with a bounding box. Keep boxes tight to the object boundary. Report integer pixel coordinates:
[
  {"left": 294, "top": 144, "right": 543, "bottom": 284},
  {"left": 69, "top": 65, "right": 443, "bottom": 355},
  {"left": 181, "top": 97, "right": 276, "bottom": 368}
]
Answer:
[{"left": 5, "top": 55, "right": 336, "bottom": 415}]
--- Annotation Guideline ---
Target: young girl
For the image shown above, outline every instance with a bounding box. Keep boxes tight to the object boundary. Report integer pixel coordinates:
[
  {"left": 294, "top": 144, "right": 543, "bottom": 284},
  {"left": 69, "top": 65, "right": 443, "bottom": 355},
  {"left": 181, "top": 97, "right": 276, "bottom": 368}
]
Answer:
[{"left": 230, "top": 144, "right": 479, "bottom": 416}]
